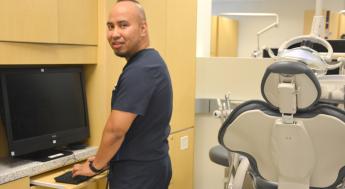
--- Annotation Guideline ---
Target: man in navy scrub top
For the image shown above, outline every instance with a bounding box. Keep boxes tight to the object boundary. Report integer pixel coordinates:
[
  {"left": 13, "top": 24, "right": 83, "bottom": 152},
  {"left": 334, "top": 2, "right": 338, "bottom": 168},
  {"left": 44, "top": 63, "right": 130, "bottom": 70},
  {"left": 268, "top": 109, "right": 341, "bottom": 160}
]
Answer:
[{"left": 72, "top": 0, "right": 173, "bottom": 188}]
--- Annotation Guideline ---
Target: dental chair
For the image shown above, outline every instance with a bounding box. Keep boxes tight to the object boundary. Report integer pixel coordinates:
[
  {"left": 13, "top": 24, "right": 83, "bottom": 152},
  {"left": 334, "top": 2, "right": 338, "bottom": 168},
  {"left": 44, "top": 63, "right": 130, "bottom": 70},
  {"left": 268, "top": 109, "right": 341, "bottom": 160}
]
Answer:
[{"left": 218, "top": 59, "right": 345, "bottom": 189}]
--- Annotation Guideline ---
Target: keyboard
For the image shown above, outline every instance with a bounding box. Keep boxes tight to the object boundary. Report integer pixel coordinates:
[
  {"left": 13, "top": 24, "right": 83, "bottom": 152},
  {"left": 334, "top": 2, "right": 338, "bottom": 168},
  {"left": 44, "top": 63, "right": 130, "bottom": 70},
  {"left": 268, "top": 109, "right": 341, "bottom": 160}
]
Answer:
[{"left": 54, "top": 170, "right": 91, "bottom": 184}]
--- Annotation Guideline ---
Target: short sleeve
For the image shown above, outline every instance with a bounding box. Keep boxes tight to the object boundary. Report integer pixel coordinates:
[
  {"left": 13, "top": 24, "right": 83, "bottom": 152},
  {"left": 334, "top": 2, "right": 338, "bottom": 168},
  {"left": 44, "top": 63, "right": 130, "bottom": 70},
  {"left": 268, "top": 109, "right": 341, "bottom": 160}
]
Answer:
[{"left": 111, "top": 67, "right": 156, "bottom": 116}]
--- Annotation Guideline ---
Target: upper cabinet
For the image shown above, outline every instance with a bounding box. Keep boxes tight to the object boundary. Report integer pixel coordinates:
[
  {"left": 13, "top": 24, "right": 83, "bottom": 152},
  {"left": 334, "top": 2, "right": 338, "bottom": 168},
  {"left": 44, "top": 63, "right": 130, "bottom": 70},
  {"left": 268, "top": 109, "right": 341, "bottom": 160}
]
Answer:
[
  {"left": 0, "top": 0, "right": 59, "bottom": 43},
  {"left": 211, "top": 16, "right": 238, "bottom": 57},
  {"left": 58, "top": 0, "right": 98, "bottom": 45},
  {"left": 0, "top": 0, "right": 97, "bottom": 45}
]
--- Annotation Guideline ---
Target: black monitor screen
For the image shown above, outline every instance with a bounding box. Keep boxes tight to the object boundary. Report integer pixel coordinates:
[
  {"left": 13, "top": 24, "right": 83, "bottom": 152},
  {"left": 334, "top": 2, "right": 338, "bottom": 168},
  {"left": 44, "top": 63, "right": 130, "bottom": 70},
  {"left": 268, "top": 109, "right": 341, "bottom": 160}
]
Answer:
[
  {"left": 0, "top": 67, "right": 89, "bottom": 157},
  {"left": 7, "top": 72, "right": 86, "bottom": 140}
]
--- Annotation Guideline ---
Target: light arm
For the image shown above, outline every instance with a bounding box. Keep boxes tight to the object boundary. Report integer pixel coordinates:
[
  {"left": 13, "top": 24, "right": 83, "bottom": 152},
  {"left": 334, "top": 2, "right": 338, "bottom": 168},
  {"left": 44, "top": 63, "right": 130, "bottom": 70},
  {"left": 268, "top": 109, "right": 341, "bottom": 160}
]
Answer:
[{"left": 256, "top": 14, "right": 279, "bottom": 53}]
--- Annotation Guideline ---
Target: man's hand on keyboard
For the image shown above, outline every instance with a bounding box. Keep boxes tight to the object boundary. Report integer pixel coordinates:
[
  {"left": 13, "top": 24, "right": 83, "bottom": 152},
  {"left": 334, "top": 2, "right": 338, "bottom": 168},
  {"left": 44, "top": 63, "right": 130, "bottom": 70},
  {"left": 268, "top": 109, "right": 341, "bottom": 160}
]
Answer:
[{"left": 72, "top": 160, "right": 96, "bottom": 177}]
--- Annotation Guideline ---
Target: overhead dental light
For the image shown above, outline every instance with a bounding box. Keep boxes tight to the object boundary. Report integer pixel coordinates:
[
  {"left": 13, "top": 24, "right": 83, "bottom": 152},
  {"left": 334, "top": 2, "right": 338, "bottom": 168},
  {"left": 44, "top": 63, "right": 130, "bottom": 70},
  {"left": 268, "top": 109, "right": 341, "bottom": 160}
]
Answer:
[
  {"left": 266, "top": 0, "right": 344, "bottom": 76},
  {"left": 218, "top": 12, "right": 279, "bottom": 57}
]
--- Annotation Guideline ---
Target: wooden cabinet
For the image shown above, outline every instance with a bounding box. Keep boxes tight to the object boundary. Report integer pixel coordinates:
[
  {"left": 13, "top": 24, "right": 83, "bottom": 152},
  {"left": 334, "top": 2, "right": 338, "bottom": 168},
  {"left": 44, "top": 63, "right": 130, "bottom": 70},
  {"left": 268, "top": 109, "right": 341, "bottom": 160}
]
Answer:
[
  {"left": 0, "top": 0, "right": 58, "bottom": 43},
  {"left": 211, "top": 16, "right": 238, "bottom": 57},
  {"left": 169, "top": 128, "right": 194, "bottom": 189},
  {"left": 137, "top": 0, "right": 197, "bottom": 133},
  {"left": 140, "top": 0, "right": 167, "bottom": 58},
  {"left": 0, "top": 177, "right": 30, "bottom": 189},
  {"left": 0, "top": 42, "right": 97, "bottom": 65},
  {"left": 166, "top": 0, "right": 197, "bottom": 133},
  {"left": 0, "top": 0, "right": 97, "bottom": 45},
  {"left": 57, "top": 0, "right": 98, "bottom": 45}
]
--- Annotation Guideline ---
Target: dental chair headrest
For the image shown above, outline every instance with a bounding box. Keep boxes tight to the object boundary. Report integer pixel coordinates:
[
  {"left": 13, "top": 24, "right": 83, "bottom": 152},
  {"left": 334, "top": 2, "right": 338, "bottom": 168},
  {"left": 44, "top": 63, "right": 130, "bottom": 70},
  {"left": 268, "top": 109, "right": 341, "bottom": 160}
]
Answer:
[{"left": 261, "top": 61, "right": 321, "bottom": 111}]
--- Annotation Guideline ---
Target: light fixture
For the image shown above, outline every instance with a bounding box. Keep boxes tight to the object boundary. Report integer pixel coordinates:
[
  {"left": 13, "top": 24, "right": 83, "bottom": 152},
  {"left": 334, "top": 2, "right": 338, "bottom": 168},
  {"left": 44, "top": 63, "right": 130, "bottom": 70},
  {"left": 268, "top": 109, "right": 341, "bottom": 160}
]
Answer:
[{"left": 218, "top": 12, "right": 279, "bottom": 57}]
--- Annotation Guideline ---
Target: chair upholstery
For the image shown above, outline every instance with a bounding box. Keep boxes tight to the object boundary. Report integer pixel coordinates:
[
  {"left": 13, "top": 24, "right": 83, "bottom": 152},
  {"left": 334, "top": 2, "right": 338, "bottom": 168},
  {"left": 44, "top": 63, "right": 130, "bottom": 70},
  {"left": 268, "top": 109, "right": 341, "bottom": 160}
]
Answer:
[{"left": 218, "top": 61, "right": 345, "bottom": 189}]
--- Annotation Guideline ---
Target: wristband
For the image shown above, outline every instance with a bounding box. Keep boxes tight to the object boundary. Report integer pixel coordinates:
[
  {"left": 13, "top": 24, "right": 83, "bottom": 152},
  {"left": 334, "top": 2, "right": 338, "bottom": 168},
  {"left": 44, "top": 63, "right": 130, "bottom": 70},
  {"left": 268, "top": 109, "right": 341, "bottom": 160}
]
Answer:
[{"left": 89, "top": 161, "right": 102, "bottom": 173}]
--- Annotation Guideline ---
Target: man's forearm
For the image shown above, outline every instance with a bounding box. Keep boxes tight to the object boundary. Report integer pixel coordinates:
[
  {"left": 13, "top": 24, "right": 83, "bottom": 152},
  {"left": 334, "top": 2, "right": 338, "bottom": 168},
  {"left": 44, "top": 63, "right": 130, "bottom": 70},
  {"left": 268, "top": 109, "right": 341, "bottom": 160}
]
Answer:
[{"left": 92, "top": 123, "right": 125, "bottom": 169}]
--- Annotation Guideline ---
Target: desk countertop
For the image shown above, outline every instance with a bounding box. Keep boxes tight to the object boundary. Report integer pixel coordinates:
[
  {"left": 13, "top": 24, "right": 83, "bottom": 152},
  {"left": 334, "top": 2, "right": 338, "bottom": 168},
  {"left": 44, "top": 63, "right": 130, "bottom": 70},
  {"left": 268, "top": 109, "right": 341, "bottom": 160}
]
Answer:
[{"left": 0, "top": 146, "right": 97, "bottom": 184}]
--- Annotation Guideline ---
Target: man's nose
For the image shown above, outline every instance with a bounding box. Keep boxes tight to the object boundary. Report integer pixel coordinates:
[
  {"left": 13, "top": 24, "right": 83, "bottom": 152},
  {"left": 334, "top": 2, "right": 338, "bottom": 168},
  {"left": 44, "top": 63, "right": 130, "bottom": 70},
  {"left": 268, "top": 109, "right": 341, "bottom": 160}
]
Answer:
[{"left": 111, "top": 27, "right": 121, "bottom": 38}]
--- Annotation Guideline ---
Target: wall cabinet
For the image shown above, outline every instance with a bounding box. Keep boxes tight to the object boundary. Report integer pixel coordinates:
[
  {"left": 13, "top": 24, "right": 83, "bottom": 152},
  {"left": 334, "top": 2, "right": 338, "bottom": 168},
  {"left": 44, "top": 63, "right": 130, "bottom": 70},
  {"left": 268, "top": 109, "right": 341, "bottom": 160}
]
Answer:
[
  {"left": 169, "top": 128, "right": 194, "bottom": 189},
  {"left": 0, "top": 0, "right": 58, "bottom": 43},
  {"left": 58, "top": 0, "right": 98, "bottom": 45},
  {"left": 211, "top": 16, "right": 238, "bottom": 57},
  {"left": 166, "top": 0, "right": 197, "bottom": 133},
  {"left": 0, "top": 0, "right": 97, "bottom": 45}
]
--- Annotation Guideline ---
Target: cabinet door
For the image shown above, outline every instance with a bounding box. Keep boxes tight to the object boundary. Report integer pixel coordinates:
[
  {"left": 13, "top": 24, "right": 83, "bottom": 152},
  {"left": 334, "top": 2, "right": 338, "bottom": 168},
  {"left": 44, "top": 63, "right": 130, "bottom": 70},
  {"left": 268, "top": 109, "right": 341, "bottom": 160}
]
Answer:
[
  {"left": 211, "top": 16, "right": 219, "bottom": 57},
  {"left": 140, "top": 0, "right": 167, "bottom": 58},
  {"left": 0, "top": 177, "right": 30, "bottom": 189},
  {"left": 0, "top": 0, "right": 58, "bottom": 43},
  {"left": 217, "top": 17, "right": 238, "bottom": 57},
  {"left": 169, "top": 128, "right": 194, "bottom": 189},
  {"left": 58, "top": 0, "right": 98, "bottom": 45},
  {"left": 166, "top": 0, "right": 197, "bottom": 132}
]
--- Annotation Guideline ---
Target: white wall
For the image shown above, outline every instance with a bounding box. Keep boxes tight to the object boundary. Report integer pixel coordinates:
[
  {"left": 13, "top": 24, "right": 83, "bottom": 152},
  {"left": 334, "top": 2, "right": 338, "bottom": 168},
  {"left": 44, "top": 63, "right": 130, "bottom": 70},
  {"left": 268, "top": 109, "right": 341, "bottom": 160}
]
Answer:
[
  {"left": 194, "top": 114, "right": 225, "bottom": 189},
  {"left": 195, "top": 57, "right": 273, "bottom": 99},
  {"left": 194, "top": 57, "right": 273, "bottom": 189},
  {"left": 196, "top": 0, "right": 212, "bottom": 57},
  {"left": 212, "top": 0, "right": 345, "bottom": 57}
]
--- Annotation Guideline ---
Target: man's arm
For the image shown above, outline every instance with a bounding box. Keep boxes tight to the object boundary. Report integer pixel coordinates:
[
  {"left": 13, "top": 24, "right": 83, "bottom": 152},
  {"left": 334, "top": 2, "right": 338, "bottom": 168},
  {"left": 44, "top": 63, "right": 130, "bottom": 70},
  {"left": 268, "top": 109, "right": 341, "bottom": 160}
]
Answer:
[{"left": 72, "top": 109, "right": 136, "bottom": 177}]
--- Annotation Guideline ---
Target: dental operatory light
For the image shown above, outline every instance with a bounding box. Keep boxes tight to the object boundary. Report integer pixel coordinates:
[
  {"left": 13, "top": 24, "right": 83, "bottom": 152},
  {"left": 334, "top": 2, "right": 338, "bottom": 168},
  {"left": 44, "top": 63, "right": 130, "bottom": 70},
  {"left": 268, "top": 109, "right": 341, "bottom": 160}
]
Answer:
[
  {"left": 218, "top": 12, "right": 279, "bottom": 58},
  {"left": 266, "top": 0, "right": 344, "bottom": 77}
]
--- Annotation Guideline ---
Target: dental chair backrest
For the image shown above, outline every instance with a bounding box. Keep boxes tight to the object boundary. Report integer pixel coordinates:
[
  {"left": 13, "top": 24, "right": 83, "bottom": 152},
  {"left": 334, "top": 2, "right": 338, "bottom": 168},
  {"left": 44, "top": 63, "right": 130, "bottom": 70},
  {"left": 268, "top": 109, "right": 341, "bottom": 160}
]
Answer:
[{"left": 218, "top": 60, "right": 345, "bottom": 189}]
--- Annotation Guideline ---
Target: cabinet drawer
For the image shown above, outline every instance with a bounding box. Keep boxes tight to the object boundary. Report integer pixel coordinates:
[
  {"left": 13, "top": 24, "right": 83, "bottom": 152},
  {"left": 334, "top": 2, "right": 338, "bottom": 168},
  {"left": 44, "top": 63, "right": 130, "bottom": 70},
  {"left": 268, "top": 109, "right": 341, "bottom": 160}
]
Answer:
[{"left": 30, "top": 166, "right": 107, "bottom": 189}]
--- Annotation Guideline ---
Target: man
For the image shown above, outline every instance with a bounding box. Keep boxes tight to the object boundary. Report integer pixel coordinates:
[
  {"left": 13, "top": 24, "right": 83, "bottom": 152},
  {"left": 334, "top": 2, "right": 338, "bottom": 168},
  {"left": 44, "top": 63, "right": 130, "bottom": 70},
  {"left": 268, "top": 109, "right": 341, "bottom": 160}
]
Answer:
[{"left": 72, "top": 0, "right": 173, "bottom": 188}]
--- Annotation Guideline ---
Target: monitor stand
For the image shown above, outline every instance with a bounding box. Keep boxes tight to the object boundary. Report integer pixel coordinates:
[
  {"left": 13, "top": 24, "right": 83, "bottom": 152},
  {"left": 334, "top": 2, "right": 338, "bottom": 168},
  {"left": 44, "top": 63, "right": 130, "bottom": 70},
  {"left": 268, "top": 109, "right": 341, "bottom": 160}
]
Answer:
[
  {"left": 66, "top": 142, "right": 87, "bottom": 150},
  {"left": 20, "top": 149, "right": 73, "bottom": 162}
]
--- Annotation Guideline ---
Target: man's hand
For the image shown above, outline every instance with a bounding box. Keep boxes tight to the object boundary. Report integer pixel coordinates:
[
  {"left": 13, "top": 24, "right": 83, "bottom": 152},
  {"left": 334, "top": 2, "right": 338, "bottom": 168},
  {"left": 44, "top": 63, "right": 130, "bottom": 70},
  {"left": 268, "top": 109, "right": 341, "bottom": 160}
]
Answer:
[{"left": 71, "top": 160, "right": 96, "bottom": 177}]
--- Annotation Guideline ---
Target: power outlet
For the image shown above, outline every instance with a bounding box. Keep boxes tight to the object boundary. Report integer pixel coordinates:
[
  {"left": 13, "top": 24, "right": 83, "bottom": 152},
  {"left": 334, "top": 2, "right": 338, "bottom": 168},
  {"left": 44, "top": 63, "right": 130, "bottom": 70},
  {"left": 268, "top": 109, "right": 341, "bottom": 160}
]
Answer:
[{"left": 180, "top": 136, "right": 189, "bottom": 150}]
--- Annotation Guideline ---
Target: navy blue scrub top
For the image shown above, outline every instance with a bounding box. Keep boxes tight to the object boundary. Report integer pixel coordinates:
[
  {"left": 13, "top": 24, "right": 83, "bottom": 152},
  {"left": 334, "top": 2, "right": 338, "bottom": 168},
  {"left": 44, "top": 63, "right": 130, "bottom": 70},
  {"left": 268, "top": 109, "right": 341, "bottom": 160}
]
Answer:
[{"left": 111, "top": 48, "right": 173, "bottom": 162}]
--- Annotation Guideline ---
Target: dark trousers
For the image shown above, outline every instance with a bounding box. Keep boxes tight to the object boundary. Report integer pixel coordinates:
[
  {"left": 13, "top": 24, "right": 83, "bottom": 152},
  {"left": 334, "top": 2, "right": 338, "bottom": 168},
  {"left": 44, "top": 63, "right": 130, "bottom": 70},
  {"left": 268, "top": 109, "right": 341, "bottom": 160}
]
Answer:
[{"left": 108, "top": 156, "right": 172, "bottom": 189}]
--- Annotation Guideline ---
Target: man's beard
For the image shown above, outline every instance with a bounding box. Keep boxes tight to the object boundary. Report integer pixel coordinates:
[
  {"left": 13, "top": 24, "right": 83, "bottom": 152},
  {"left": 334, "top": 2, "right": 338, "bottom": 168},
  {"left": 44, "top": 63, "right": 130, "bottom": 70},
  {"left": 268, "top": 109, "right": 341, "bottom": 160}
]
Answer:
[{"left": 114, "top": 50, "right": 128, "bottom": 58}]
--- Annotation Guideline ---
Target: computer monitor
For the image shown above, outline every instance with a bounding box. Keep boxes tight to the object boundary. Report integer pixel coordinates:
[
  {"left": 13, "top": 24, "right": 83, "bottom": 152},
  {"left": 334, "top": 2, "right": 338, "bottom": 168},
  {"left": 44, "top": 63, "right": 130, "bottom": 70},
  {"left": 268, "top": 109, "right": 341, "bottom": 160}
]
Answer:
[{"left": 0, "top": 66, "right": 89, "bottom": 160}]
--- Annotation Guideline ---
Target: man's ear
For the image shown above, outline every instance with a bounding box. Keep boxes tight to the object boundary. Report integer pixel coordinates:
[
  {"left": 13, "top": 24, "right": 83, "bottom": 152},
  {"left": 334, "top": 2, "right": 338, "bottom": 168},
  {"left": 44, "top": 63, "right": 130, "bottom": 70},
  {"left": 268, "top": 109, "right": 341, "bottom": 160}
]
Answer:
[{"left": 140, "top": 21, "right": 148, "bottom": 37}]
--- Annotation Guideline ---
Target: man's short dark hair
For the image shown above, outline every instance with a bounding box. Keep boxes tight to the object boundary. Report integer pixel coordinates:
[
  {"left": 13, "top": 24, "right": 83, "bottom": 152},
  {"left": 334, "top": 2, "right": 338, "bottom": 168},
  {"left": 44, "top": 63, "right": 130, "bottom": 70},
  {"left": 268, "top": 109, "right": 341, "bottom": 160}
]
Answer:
[
  {"left": 116, "top": 0, "right": 146, "bottom": 21},
  {"left": 117, "top": 0, "right": 140, "bottom": 4}
]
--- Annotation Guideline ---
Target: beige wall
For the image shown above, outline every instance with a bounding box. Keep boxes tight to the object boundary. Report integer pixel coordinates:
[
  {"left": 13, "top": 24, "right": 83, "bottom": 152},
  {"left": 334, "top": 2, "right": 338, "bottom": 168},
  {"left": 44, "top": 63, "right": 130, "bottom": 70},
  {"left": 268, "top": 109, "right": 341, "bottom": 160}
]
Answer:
[
  {"left": 196, "top": 57, "right": 273, "bottom": 100},
  {"left": 304, "top": 10, "right": 341, "bottom": 39}
]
